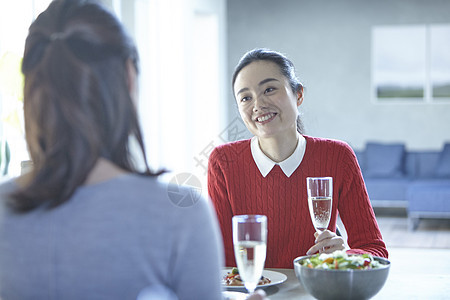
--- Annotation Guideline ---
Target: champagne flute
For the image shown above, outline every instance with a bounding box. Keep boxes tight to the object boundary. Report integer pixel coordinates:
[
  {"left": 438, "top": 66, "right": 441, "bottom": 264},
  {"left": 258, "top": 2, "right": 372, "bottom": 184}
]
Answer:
[
  {"left": 307, "top": 177, "right": 333, "bottom": 233},
  {"left": 232, "top": 214, "right": 267, "bottom": 294}
]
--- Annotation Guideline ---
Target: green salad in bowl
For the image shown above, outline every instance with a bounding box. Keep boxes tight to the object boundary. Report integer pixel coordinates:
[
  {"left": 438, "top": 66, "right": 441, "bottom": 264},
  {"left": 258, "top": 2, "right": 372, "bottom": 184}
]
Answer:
[{"left": 299, "top": 250, "right": 383, "bottom": 270}]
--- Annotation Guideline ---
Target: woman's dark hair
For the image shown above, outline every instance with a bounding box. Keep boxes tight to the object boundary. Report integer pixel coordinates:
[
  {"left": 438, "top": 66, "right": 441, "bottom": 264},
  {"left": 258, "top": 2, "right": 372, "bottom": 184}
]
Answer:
[
  {"left": 13, "top": 0, "right": 161, "bottom": 212},
  {"left": 232, "top": 48, "right": 305, "bottom": 134}
]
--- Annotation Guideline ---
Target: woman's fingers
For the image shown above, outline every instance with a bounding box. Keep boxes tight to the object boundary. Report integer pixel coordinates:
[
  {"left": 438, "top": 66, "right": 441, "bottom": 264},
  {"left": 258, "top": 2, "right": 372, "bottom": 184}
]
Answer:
[
  {"left": 307, "top": 230, "right": 345, "bottom": 255},
  {"left": 306, "top": 244, "right": 321, "bottom": 255},
  {"left": 314, "top": 230, "right": 335, "bottom": 242},
  {"left": 247, "top": 289, "right": 267, "bottom": 300},
  {"left": 322, "top": 236, "right": 346, "bottom": 253}
]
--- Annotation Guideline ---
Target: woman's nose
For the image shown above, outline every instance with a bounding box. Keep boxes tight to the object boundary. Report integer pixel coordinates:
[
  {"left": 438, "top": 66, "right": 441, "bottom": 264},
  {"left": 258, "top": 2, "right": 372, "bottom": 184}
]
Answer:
[{"left": 252, "top": 95, "right": 267, "bottom": 112}]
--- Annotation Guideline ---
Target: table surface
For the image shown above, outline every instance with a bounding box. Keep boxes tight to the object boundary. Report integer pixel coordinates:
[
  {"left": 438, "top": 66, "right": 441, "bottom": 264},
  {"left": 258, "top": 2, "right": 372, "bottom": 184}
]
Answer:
[{"left": 225, "top": 247, "right": 450, "bottom": 299}]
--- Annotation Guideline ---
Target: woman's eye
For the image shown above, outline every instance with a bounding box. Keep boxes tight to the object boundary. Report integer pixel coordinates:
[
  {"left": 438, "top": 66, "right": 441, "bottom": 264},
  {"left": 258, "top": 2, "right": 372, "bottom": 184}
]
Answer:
[
  {"left": 241, "top": 96, "right": 251, "bottom": 102},
  {"left": 264, "top": 87, "right": 275, "bottom": 94}
]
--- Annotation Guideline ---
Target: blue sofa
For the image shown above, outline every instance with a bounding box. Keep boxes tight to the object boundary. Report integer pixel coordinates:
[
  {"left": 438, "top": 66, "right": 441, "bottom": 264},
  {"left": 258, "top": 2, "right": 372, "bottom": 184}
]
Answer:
[{"left": 354, "top": 142, "right": 450, "bottom": 230}]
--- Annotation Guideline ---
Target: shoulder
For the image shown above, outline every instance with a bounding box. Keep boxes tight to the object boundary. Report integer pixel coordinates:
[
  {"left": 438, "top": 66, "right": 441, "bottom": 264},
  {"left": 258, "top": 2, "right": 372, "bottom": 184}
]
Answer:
[
  {"left": 304, "top": 135, "right": 355, "bottom": 156},
  {"left": 80, "top": 174, "right": 217, "bottom": 233},
  {"left": 146, "top": 174, "right": 214, "bottom": 221},
  {"left": 304, "top": 135, "right": 358, "bottom": 168},
  {"left": 209, "top": 139, "right": 251, "bottom": 165},
  {"left": 111, "top": 174, "right": 208, "bottom": 209},
  {"left": 0, "top": 178, "right": 17, "bottom": 195},
  {"left": 0, "top": 179, "right": 17, "bottom": 213},
  {"left": 211, "top": 139, "right": 251, "bottom": 155},
  {"left": 77, "top": 174, "right": 200, "bottom": 213},
  {"left": 150, "top": 176, "right": 220, "bottom": 249}
]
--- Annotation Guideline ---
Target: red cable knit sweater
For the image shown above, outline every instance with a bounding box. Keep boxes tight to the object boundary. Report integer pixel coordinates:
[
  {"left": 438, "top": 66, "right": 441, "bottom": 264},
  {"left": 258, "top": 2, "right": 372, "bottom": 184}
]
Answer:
[{"left": 208, "top": 135, "right": 388, "bottom": 269}]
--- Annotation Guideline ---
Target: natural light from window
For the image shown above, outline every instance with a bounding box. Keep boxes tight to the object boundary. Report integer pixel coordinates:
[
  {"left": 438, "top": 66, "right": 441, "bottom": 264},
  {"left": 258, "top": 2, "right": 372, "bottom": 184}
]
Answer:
[
  {"left": 0, "top": 0, "right": 224, "bottom": 191},
  {"left": 0, "top": 0, "right": 53, "bottom": 177}
]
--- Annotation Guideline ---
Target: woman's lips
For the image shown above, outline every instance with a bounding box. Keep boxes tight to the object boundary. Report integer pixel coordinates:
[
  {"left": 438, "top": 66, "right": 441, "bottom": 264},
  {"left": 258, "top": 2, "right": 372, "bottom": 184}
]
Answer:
[{"left": 256, "top": 112, "right": 277, "bottom": 124}]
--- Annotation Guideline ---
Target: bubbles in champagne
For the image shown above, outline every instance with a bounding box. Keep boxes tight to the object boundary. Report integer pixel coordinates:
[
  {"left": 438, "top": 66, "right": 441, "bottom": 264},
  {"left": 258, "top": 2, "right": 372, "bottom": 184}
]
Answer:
[{"left": 308, "top": 196, "right": 332, "bottom": 232}]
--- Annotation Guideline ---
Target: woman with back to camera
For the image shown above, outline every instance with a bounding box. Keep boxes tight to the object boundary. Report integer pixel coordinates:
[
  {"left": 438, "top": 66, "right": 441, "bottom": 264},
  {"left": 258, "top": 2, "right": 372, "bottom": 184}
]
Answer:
[
  {"left": 0, "top": 1, "right": 268, "bottom": 299},
  {"left": 208, "top": 48, "right": 388, "bottom": 269}
]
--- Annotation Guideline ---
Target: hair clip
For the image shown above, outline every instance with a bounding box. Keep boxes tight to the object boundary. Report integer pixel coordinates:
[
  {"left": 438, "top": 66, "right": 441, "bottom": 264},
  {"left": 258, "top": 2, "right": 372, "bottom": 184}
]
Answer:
[{"left": 50, "top": 32, "right": 64, "bottom": 41}]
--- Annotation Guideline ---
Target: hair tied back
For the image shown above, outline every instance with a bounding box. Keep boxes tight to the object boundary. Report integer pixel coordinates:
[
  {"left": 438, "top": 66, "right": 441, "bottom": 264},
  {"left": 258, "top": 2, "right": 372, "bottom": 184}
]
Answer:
[{"left": 50, "top": 32, "right": 65, "bottom": 42}]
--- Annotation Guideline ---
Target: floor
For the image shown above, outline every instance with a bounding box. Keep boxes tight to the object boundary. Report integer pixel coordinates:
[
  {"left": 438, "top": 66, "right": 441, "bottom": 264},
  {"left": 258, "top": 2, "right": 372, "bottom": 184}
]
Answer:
[
  {"left": 337, "top": 207, "right": 450, "bottom": 249},
  {"left": 377, "top": 215, "right": 450, "bottom": 249},
  {"left": 374, "top": 208, "right": 450, "bottom": 249}
]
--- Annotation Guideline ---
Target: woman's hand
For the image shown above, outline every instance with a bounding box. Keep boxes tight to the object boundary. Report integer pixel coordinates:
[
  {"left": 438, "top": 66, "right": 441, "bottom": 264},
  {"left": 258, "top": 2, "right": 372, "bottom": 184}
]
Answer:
[
  {"left": 306, "top": 230, "right": 346, "bottom": 255},
  {"left": 247, "top": 289, "right": 268, "bottom": 300}
]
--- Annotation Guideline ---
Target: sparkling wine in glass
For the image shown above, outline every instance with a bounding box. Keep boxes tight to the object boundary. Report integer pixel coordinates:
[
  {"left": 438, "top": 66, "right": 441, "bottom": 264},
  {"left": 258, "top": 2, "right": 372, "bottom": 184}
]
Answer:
[
  {"left": 307, "top": 177, "right": 333, "bottom": 233},
  {"left": 232, "top": 215, "right": 267, "bottom": 294}
]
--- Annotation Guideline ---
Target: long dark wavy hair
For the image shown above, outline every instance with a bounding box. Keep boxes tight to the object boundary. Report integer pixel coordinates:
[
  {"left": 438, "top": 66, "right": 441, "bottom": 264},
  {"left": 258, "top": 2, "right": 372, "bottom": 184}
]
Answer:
[
  {"left": 232, "top": 48, "right": 305, "bottom": 134},
  {"left": 12, "top": 0, "right": 161, "bottom": 212}
]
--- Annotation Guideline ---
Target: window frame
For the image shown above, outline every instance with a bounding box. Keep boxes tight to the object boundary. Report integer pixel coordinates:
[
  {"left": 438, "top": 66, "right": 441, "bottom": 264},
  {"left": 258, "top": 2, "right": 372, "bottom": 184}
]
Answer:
[{"left": 371, "top": 24, "right": 450, "bottom": 104}]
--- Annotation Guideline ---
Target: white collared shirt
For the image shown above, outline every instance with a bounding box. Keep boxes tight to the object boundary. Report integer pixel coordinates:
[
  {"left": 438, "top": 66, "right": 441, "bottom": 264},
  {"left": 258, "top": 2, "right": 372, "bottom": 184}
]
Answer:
[{"left": 250, "top": 133, "right": 307, "bottom": 177}]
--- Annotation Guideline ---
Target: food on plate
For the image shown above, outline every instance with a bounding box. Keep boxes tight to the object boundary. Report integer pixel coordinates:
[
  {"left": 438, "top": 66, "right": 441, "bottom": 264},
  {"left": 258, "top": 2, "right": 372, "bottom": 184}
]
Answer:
[
  {"left": 223, "top": 267, "right": 271, "bottom": 286},
  {"left": 299, "top": 250, "right": 383, "bottom": 270}
]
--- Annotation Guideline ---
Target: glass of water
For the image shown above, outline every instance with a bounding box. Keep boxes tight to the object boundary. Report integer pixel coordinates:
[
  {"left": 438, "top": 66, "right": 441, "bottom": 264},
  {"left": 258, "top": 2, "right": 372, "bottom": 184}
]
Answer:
[{"left": 232, "top": 214, "right": 267, "bottom": 294}]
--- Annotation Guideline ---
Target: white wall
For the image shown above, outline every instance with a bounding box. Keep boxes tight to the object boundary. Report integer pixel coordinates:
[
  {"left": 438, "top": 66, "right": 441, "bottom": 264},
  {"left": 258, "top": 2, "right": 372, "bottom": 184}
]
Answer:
[{"left": 226, "top": 0, "right": 450, "bottom": 151}]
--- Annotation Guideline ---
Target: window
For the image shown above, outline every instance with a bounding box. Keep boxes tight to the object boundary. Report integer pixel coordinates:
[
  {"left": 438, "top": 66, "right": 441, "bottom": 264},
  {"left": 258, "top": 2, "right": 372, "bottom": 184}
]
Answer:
[
  {"left": 0, "top": 0, "right": 226, "bottom": 186},
  {"left": 372, "top": 24, "right": 450, "bottom": 103},
  {"left": 0, "top": 0, "right": 53, "bottom": 177},
  {"left": 135, "top": 0, "right": 224, "bottom": 187},
  {"left": 430, "top": 25, "right": 450, "bottom": 99}
]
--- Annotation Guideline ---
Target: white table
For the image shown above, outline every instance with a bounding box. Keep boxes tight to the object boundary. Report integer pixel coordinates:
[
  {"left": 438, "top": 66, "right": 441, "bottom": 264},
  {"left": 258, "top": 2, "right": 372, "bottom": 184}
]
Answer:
[{"left": 253, "top": 248, "right": 450, "bottom": 299}]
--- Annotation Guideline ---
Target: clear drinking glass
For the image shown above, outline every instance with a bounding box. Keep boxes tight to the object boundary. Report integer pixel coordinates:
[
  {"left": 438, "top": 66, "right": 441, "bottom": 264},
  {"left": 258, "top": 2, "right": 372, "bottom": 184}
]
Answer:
[
  {"left": 307, "top": 177, "right": 333, "bottom": 233},
  {"left": 232, "top": 214, "right": 267, "bottom": 294}
]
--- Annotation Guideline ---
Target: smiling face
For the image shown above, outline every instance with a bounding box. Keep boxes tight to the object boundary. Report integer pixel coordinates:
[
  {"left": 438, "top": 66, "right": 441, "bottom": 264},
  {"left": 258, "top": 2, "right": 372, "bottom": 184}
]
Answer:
[{"left": 233, "top": 60, "right": 302, "bottom": 140}]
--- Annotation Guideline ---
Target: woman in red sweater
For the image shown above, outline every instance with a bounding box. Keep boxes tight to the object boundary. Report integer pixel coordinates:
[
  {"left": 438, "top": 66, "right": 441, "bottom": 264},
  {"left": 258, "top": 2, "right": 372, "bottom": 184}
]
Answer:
[{"left": 208, "top": 48, "right": 388, "bottom": 269}]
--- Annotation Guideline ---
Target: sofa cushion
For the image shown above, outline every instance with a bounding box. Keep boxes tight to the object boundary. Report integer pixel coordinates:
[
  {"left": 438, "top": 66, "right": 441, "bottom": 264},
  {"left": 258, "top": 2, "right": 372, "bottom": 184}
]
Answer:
[
  {"left": 364, "top": 142, "right": 406, "bottom": 178},
  {"left": 413, "top": 152, "right": 441, "bottom": 178},
  {"left": 435, "top": 143, "right": 450, "bottom": 178},
  {"left": 365, "top": 178, "right": 410, "bottom": 201},
  {"left": 407, "top": 180, "right": 450, "bottom": 212}
]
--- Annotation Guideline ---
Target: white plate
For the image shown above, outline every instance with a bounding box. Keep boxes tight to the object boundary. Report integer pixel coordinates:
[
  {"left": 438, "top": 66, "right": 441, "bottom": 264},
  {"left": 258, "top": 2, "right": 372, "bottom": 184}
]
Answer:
[{"left": 222, "top": 269, "right": 287, "bottom": 290}]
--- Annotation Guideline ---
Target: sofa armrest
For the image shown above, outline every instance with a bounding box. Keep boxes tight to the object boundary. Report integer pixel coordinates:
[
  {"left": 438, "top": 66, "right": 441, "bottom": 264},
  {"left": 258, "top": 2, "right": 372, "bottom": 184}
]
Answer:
[{"left": 354, "top": 150, "right": 365, "bottom": 170}]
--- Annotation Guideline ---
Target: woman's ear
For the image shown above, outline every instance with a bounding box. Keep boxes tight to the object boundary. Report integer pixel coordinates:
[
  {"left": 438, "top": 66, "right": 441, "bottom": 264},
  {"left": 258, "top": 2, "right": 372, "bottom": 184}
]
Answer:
[
  {"left": 297, "top": 86, "right": 304, "bottom": 107},
  {"left": 126, "top": 59, "right": 138, "bottom": 102}
]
